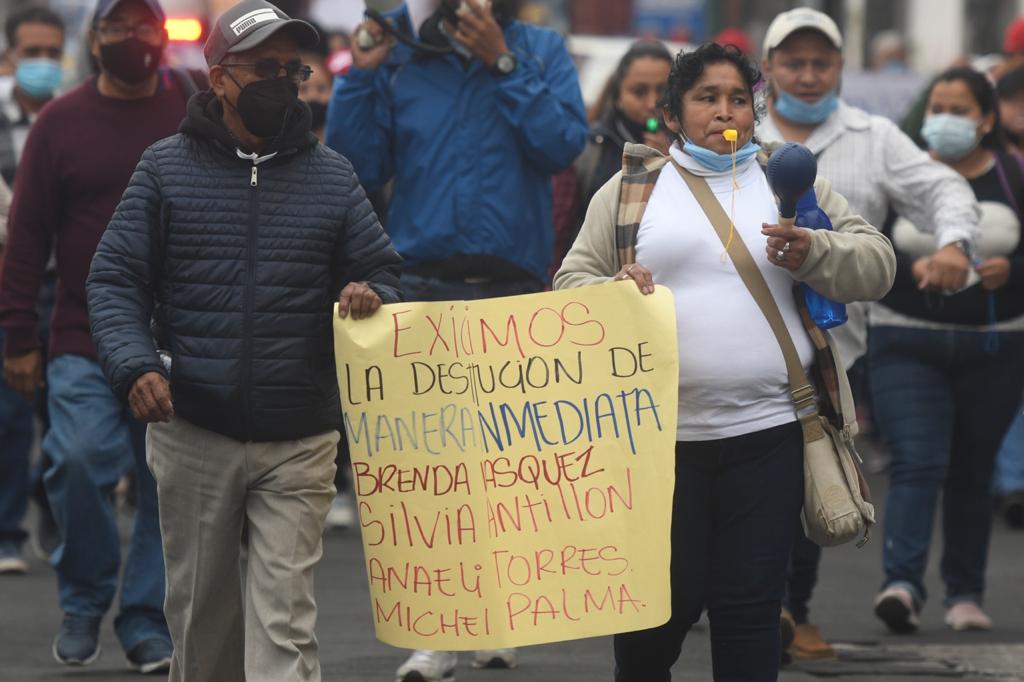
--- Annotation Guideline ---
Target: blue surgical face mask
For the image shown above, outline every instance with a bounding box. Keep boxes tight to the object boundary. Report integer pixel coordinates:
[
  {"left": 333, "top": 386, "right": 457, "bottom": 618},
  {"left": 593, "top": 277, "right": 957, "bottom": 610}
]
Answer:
[
  {"left": 15, "top": 58, "right": 63, "bottom": 99},
  {"left": 680, "top": 132, "right": 761, "bottom": 173},
  {"left": 774, "top": 88, "right": 838, "bottom": 125},
  {"left": 921, "top": 113, "right": 981, "bottom": 161}
]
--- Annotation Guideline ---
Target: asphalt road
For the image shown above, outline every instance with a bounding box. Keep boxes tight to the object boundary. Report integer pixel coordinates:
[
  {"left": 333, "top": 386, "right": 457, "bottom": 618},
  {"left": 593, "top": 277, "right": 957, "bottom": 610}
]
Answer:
[{"left": 2, "top": 462, "right": 1022, "bottom": 682}]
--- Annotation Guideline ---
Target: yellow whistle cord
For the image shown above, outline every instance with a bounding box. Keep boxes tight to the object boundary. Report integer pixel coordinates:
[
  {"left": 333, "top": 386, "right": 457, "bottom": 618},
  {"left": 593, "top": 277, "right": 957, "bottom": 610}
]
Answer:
[{"left": 720, "top": 134, "right": 739, "bottom": 263}]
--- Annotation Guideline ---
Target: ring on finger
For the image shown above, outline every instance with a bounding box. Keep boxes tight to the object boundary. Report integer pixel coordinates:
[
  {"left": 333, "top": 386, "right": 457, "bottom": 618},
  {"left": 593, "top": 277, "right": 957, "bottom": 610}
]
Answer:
[
  {"left": 783, "top": 242, "right": 792, "bottom": 253},
  {"left": 776, "top": 249, "right": 786, "bottom": 262}
]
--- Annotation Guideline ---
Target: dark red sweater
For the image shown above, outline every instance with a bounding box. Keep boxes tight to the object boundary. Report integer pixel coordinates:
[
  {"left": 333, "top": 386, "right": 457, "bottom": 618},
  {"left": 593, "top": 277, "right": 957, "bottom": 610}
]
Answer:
[{"left": 0, "top": 73, "right": 188, "bottom": 360}]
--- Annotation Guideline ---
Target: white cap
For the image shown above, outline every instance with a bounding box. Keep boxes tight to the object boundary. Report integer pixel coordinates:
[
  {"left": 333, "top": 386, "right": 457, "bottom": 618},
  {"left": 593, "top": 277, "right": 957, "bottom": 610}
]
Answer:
[{"left": 763, "top": 8, "right": 843, "bottom": 54}]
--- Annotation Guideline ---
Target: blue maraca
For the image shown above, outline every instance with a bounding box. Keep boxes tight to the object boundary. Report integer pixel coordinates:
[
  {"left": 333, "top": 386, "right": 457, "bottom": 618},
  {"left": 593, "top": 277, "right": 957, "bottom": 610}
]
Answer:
[
  {"left": 766, "top": 142, "right": 818, "bottom": 224},
  {"left": 766, "top": 143, "right": 848, "bottom": 329}
]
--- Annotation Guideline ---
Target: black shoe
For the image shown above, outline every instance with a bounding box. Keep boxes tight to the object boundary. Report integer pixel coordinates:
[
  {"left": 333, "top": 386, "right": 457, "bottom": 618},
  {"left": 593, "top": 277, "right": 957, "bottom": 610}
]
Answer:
[
  {"left": 873, "top": 587, "right": 920, "bottom": 634},
  {"left": 52, "top": 615, "right": 101, "bottom": 666},
  {"left": 126, "top": 638, "right": 173, "bottom": 674},
  {"left": 1002, "top": 491, "right": 1024, "bottom": 529}
]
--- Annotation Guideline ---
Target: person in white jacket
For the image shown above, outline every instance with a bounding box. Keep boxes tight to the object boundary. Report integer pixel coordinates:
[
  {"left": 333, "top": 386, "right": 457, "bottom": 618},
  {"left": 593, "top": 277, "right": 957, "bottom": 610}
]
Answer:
[{"left": 754, "top": 8, "right": 981, "bottom": 661}]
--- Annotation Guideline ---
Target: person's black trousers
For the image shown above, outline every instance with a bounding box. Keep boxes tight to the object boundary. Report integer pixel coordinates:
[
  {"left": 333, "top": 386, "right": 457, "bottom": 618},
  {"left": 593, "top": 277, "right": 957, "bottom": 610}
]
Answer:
[{"left": 614, "top": 422, "right": 804, "bottom": 682}]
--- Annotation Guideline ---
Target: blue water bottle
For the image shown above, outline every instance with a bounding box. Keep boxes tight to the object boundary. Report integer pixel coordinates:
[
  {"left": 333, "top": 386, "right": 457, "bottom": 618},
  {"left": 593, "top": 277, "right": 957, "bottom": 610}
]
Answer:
[
  {"left": 794, "top": 189, "right": 847, "bottom": 329},
  {"left": 766, "top": 143, "right": 847, "bottom": 330}
]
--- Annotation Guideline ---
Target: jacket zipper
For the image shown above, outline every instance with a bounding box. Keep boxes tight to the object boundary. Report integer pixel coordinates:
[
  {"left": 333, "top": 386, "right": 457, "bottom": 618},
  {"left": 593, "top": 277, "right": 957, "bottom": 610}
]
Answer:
[{"left": 241, "top": 162, "right": 259, "bottom": 440}]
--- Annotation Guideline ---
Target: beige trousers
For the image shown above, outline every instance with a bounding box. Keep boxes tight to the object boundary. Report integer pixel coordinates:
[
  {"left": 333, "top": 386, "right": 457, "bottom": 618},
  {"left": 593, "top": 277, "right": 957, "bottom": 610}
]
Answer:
[{"left": 147, "top": 418, "right": 338, "bottom": 682}]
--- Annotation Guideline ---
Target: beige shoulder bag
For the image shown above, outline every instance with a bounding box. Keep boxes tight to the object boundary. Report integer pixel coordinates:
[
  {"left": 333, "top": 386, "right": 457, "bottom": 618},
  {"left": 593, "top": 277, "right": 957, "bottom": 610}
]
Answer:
[{"left": 674, "top": 163, "right": 875, "bottom": 547}]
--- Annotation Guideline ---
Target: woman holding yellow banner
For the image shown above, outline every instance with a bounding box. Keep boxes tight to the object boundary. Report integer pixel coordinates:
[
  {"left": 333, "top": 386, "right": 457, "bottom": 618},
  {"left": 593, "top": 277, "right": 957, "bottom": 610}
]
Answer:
[{"left": 554, "top": 43, "right": 895, "bottom": 681}]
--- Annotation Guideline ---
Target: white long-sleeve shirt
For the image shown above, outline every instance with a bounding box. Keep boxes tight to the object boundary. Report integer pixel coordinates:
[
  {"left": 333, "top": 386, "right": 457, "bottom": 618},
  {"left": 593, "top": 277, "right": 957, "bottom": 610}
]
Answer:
[
  {"left": 638, "top": 146, "right": 815, "bottom": 441},
  {"left": 757, "top": 101, "right": 981, "bottom": 365}
]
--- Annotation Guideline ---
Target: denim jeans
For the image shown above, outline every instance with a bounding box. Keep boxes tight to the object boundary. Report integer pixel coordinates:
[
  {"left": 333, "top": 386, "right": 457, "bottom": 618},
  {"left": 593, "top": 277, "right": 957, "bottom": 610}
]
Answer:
[
  {"left": 783, "top": 526, "right": 822, "bottom": 624},
  {"left": 869, "top": 326, "right": 1024, "bottom": 607},
  {"left": 993, "top": 403, "right": 1024, "bottom": 495},
  {"left": 613, "top": 422, "right": 805, "bottom": 682},
  {"left": 0, "top": 374, "right": 33, "bottom": 547},
  {"left": 43, "top": 355, "right": 168, "bottom": 650}
]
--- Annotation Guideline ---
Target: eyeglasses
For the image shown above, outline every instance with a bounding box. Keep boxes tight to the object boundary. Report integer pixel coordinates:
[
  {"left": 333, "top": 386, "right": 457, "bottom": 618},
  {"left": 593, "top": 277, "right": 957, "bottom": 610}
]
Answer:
[
  {"left": 96, "top": 22, "right": 163, "bottom": 43},
  {"left": 221, "top": 59, "right": 313, "bottom": 83}
]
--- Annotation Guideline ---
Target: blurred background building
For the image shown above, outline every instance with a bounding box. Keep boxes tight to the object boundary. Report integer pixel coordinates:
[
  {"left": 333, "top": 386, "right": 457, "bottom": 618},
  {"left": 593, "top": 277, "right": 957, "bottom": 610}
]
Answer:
[
  {"left": 1, "top": 0, "right": 1021, "bottom": 70},
  {"left": 1, "top": 0, "right": 1023, "bottom": 116}
]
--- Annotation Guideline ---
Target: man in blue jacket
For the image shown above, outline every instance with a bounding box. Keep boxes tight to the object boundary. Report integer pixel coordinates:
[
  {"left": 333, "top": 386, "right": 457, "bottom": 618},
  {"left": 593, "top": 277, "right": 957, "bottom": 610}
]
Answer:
[
  {"left": 86, "top": 2, "right": 401, "bottom": 680},
  {"left": 327, "top": 3, "right": 585, "bottom": 679},
  {"left": 328, "top": 0, "right": 586, "bottom": 302}
]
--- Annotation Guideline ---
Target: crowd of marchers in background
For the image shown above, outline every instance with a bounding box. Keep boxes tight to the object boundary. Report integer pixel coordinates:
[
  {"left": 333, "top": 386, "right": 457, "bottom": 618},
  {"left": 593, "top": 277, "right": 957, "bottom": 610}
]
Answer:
[{"left": 0, "top": 2, "right": 1022, "bottom": 682}]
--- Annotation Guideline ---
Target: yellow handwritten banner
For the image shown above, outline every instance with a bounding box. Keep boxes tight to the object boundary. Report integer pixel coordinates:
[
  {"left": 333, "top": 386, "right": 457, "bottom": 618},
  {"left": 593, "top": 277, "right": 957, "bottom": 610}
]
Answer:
[{"left": 333, "top": 282, "right": 678, "bottom": 650}]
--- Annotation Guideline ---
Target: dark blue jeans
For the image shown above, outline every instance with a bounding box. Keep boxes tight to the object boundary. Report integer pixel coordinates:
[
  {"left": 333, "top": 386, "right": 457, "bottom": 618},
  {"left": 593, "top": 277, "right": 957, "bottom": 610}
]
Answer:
[
  {"left": 994, "top": 402, "right": 1024, "bottom": 495},
  {"left": 614, "top": 422, "right": 805, "bottom": 682},
  {"left": 43, "top": 355, "right": 168, "bottom": 650},
  {"left": 783, "top": 526, "right": 821, "bottom": 624},
  {"left": 0, "top": 373, "right": 33, "bottom": 547},
  {"left": 870, "top": 326, "right": 1024, "bottom": 607}
]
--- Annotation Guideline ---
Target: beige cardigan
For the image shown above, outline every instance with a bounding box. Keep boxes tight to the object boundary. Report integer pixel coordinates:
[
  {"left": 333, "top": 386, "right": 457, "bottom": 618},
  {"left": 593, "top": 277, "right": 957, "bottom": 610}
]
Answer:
[
  {"left": 553, "top": 143, "right": 897, "bottom": 437},
  {"left": 555, "top": 145, "right": 895, "bottom": 303}
]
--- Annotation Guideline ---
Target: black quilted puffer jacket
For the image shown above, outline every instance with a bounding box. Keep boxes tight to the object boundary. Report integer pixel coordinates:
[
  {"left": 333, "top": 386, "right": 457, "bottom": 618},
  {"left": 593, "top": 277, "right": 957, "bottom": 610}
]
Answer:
[{"left": 87, "top": 91, "right": 402, "bottom": 442}]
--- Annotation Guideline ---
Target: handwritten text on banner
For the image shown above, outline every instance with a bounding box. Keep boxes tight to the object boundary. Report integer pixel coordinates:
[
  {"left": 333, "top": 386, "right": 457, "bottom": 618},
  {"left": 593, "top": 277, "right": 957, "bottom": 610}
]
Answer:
[{"left": 333, "top": 283, "right": 679, "bottom": 649}]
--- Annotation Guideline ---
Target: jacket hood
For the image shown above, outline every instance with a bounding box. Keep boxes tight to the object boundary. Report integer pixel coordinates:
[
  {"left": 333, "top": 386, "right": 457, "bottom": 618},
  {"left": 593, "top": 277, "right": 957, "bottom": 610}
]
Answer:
[{"left": 180, "top": 90, "right": 318, "bottom": 156}]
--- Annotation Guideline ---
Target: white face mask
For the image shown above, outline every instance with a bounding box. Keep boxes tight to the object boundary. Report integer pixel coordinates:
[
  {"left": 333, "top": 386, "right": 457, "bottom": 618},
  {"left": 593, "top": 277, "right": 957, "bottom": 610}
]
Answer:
[{"left": 921, "top": 113, "right": 982, "bottom": 160}]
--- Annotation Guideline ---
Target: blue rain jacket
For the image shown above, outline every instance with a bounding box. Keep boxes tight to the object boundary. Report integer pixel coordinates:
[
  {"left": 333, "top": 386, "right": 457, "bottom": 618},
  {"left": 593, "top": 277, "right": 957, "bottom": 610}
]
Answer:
[{"left": 326, "top": 20, "right": 587, "bottom": 283}]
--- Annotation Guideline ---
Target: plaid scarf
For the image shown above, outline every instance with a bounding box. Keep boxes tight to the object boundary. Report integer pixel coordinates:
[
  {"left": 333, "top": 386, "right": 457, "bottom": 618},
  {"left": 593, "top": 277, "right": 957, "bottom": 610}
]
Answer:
[{"left": 614, "top": 142, "right": 847, "bottom": 428}]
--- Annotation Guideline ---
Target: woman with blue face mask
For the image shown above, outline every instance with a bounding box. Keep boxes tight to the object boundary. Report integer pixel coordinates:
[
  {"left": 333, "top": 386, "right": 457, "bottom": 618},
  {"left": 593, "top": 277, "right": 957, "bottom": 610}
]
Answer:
[
  {"left": 554, "top": 43, "right": 895, "bottom": 682},
  {"left": 868, "top": 66, "right": 1024, "bottom": 635}
]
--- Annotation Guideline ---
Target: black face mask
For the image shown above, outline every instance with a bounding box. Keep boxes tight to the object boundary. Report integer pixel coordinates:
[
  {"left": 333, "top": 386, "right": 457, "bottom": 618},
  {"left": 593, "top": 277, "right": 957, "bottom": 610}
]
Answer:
[
  {"left": 307, "top": 101, "right": 328, "bottom": 133},
  {"left": 100, "top": 38, "right": 162, "bottom": 84},
  {"left": 227, "top": 74, "right": 301, "bottom": 139}
]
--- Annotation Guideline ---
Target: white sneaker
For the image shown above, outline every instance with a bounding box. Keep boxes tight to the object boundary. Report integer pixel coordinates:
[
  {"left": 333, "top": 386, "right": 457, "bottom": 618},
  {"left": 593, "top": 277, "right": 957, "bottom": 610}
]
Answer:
[
  {"left": 472, "top": 648, "right": 517, "bottom": 669},
  {"left": 325, "top": 492, "right": 356, "bottom": 530},
  {"left": 0, "top": 543, "right": 28, "bottom": 574},
  {"left": 396, "top": 650, "right": 457, "bottom": 682},
  {"left": 945, "top": 601, "right": 993, "bottom": 631}
]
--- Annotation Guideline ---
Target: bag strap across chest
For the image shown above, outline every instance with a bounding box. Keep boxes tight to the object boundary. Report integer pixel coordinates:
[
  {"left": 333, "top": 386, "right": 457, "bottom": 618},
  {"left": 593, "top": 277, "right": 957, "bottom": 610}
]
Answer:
[{"left": 670, "top": 160, "right": 825, "bottom": 443}]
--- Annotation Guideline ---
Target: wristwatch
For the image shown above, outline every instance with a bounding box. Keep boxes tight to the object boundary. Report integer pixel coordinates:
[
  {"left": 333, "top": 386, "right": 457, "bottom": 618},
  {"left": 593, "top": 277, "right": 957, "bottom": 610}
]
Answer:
[
  {"left": 493, "top": 51, "right": 517, "bottom": 76},
  {"left": 952, "top": 238, "right": 975, "bottom": 262}
]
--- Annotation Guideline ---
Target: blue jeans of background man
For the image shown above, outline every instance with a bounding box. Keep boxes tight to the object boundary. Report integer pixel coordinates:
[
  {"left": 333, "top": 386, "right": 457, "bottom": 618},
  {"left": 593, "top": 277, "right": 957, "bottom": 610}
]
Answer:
[
  {"left": 43, "top": 354, "right": 168, "bottom": 650},
  {"left": 993, "top": 402, "right": 1024, "bottom": 495},
  {"left": 869, "top": 326, "right": 1024, "bottom": 607},
  {"left": 0, "top": 363, "right": 33, "bottom": 549},
  {"left": 614, "top": 422, "right": 805, "bottom": 682}
]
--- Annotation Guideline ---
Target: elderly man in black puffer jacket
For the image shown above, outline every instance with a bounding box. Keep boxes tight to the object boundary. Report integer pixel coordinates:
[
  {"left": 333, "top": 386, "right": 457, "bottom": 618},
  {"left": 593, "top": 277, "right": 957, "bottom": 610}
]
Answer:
[{"left": 85, "top": 2, "right": 401, "bottom": 680}]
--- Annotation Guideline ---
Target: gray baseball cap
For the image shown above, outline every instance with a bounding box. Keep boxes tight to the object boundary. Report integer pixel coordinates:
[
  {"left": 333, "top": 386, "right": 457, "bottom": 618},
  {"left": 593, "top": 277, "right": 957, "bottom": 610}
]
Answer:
[
  {"left": 204, "top": 0, "right": 318, "bottom": 67},
  {"left": 93, "top": 0, "right": 166, "bottom": 24}
]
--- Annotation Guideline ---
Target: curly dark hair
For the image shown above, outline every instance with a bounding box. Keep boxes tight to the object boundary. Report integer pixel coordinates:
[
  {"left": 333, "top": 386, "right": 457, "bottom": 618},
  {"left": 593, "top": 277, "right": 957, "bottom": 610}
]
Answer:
[{"left": 660, "top": 42, "right": 761, "bottom": 126}]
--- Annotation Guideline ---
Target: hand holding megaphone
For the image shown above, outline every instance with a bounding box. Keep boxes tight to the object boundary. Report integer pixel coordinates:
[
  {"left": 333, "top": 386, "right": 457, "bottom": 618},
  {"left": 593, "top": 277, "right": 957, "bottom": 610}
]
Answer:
[
  {"left": 353, "top": 0, "right": 404, "bottom": 69},
  {"left": 352, "top": 18, "right": 393, "bottom": 70}
]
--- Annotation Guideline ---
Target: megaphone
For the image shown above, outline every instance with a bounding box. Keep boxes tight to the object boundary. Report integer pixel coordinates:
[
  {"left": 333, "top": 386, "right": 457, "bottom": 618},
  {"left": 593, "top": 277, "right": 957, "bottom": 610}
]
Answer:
[{"left": 356, "top": 0, "right": 454, "bottom": 55}]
